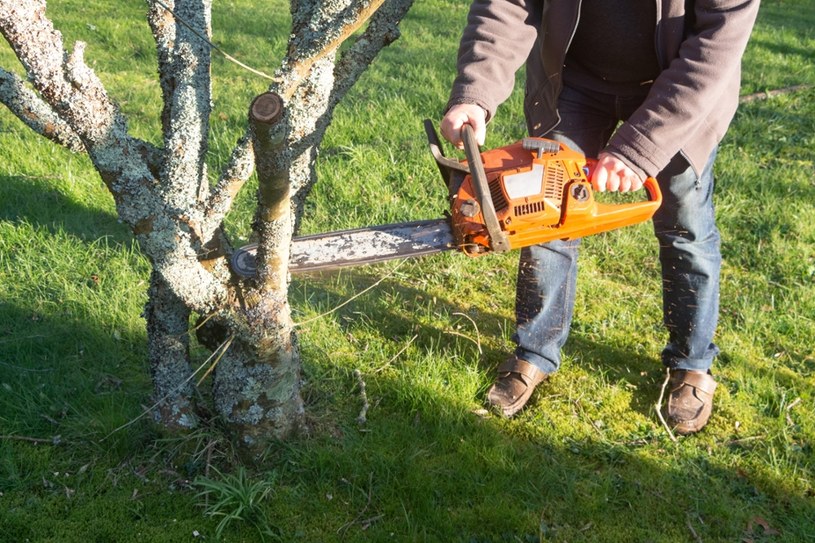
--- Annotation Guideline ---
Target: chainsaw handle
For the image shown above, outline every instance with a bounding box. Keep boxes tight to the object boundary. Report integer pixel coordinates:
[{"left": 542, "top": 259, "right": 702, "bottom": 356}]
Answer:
[
  {"left": 642, "top": 176, "right": 662, "bottom": 203},
  {"left": 584, "top": 158, "right": 661, "bottom": 200},
  {"left": 576, "top": 159, "right": 663, "bottom": 232},
  {"left": 462, "top": 124, "right": 510, "bottom": 253}
]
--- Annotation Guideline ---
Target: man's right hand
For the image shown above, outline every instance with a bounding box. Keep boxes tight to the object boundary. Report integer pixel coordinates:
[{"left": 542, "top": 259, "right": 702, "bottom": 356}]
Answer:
[
  {"left": 440, "top": 103, "right": 487, "bottom": 149},
  {"left": 591, "top": 152, "right": 645, "bottom": 193}
]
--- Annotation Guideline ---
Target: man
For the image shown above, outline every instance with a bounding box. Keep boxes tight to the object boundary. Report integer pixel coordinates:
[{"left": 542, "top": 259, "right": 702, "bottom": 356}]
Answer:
[{"left": 441, "top": 0, "right": 760, "bottom": 433}]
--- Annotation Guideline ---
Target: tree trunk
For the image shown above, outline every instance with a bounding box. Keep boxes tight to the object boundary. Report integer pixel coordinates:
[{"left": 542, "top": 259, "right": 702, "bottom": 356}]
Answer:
[
  {"left": 211, "top": 293, "right": 304, "bottom": 449},
  {"left": 144, "top": 270, "right": 198, "bottom": 430}
]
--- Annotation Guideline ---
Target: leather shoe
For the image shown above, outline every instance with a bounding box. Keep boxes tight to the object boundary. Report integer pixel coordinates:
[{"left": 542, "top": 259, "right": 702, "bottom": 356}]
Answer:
[
  {"left": 665, "top": 369, "right": 717, "bottom": 434},
  {"left": 486, "top": 357, "right": 548, "bottom": 417}
]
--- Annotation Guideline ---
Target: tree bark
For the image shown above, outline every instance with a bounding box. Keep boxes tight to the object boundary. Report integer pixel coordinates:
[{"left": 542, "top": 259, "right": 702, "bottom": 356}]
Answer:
[{"left": 144, "top": 270, "right": 197, "bottom": 430}]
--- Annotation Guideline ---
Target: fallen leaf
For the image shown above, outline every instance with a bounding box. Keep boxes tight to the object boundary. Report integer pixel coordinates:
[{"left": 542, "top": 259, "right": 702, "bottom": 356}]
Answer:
[{"left": 746, "top": 516, "right": 781, "bottom": 537}]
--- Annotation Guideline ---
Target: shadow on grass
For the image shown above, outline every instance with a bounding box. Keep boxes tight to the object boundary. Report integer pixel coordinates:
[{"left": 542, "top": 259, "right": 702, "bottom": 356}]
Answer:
[
  {"left": 753, "top": 1, "right": 815, "bottom": 39},
  {"left": 0, "top": 300, "right": 150, "bottom": 426},
  {"left": 748, "top": 36, "right": 815, "bottom": 69},
  {"left": 287, "top": 357, "right": 815, "bottom": 542},
  {"left": 291, "top": 266, "right": 665, "bottom": 417},
  {"left": 0, "top": 174, "right": 131, "bottom": 246}
]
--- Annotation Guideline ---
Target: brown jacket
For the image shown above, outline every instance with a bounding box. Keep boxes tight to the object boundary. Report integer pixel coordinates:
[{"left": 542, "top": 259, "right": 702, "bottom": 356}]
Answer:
[{"left": 447, "top": 0, "right": 761, "bottom": 177}]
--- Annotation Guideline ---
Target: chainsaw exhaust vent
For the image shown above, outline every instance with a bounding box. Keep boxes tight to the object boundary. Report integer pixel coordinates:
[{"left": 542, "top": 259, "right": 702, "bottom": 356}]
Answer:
[
  {"left": 488, "top": 178, "right": 509, "bottom": 212},
  {"left": 543, "top": 162, "right": 566, "bottom": 201},
  {"left": 514, "top": 201, "right": 546, "bottom": 216}
]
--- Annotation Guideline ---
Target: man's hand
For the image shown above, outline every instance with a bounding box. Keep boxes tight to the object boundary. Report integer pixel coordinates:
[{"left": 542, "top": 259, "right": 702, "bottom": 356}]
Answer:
[
  {"left": 591, "top": 152, "right": 645, "bottom": 192},
  {"left": 440, "top": 103, "right": 487, "bottom": 149}
]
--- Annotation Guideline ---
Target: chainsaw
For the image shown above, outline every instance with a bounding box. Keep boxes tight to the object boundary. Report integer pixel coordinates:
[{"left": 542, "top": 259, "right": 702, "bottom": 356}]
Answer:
[{"left": 230, "top": 122, "right": 662, "bottom": 277}]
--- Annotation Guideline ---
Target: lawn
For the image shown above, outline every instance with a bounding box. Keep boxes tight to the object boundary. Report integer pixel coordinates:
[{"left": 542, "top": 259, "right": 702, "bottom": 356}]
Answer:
[{"left": 0, "top": 0, "right": 813, "bottom": 541}]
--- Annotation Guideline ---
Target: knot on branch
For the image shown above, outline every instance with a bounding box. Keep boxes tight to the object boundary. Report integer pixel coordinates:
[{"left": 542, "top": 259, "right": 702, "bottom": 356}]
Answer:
[{"left": 66, "top": 41, "right": 92, "bottom": 89}]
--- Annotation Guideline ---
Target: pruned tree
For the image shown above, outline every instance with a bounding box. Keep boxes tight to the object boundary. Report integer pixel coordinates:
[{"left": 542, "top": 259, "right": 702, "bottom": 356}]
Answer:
[{"left": 0, "top": 0, "right": 414, "bottom": 457}]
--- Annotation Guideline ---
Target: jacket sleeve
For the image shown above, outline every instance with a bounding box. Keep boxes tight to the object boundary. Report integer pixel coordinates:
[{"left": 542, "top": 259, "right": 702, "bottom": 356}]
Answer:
[
  {"left": 446, "top": 0, "right": 541, "bottom": 119},
  {"left": 606, "top": 0, "right": 761, "bottom": 177}
]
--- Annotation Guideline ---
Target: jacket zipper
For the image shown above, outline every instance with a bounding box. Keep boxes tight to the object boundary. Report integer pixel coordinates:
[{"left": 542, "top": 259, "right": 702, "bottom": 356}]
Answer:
[
  {"left": 565, "top": 0, "right": 582, "bottom": 55},
  {"left": 540, "top": 0, "right": 583, "bottom": 136}
]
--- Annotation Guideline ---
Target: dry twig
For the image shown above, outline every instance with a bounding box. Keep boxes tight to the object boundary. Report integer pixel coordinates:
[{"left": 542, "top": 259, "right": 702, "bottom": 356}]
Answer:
[
  {"left": 655, "top": 368, "right": 678, "bottom": 442},
  {"left": 294, "top": 261, "right": 404, "bottom": 327},
  {"left": 373, "top": 334, "right": 418, "bottom": 374},
  {"left": 337, "top": 472, "right": 379, "bottom": 535},
  {"left": 451, "top": 312, "right": 483, "bottom": 354},
  {"left": 739, "top": 84, "right": 812, "bottom": 103},
  {"left": 100, "top": 335, "right": 235, "bottom": 441},
  {"left": 151, "top": 0, "right": 276, "bottom": 81},
  {"left": 353, "top": 369, "right": 370, "bottom": 425},
  {"left": 0, "top": 434, "right": 63, "bottom": 446},
  {"left": 686, "top": 514, "right": 704, "bottom": 543},
  {"left": 196, "top": 335, "right": 235, "bottom": 386}
]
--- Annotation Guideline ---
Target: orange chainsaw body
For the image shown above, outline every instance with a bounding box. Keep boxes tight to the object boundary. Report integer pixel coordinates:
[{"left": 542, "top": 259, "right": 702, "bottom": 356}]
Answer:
[{"left": 447, "top": 135, "right": 662, "bottom": 256}]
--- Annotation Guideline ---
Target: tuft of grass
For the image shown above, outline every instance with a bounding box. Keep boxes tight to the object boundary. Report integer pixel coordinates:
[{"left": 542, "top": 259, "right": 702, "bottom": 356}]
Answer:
[{"left": 195, "top": 467, "right": 280, "bottom": 541}]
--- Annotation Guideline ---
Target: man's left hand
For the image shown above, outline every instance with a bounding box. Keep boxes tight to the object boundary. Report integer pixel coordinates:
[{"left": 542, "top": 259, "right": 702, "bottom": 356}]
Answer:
[{"left": 591, "top": 153, "right": 644, "bottom": 192}]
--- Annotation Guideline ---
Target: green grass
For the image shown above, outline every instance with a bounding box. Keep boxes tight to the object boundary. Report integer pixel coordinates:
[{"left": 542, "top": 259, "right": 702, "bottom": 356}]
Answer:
[{"left": 1, "top": 0, "right": 814, "bottom": 541}]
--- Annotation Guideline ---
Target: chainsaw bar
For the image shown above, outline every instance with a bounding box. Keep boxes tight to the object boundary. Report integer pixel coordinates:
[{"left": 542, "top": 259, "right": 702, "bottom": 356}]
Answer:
[{"left": 230, "top": 218, "right": 455, "bottom": 277}]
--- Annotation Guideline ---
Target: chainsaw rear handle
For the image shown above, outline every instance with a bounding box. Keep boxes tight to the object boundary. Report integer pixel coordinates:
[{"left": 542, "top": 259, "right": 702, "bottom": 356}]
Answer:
[
  {"left": 641, "top": 176, "right": 662, "bottom": 204},
  {"left": 583, "top": 157, "right": 661, "bottom": 201},
  {"left": 461, "top": 124, "right": 511, "bottom": 253},
  {"left": 602, "top": 175, "right": 663, "bottom": 221}
]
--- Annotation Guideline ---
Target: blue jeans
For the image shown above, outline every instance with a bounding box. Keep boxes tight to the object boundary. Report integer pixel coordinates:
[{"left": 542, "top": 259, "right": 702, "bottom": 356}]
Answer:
[{"left": 513, "top": 84, "right": 721, "bottom": 374}]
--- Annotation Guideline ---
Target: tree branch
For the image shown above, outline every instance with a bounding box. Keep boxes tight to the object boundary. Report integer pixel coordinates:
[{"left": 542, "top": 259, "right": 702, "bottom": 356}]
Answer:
[
  {"left": 0, "top": 4, "right": 124, "bottom": 153},
  {"left": 323, "top": 0, "right": 415, "bottom": 128},
  {"left": 249, "top": 92, "right": 291, "bottom": 294},
  {"left": 149, "top": 0, "right": 213, "bottom": 210},
  {"left": 0, "top": 67, "right": 85, "bottom": 152},
  {"left": 0, "top": 64, "right": 163, "bottom": 176},
  {"left": 0, "top": 63, "right": 162, "bottom": 175},
  {"left": 202, "top": 133, "right": 254, "bottom": 241},
  {"left": 277, "top": 0, "right": 385, "bottom": 99},
  {"left": 739, "top": 84, "right": 813, "bottom": 104},
  {"left": 201, "top": 0, "right": 407, "bottom": 240},
  {"left": 0, "top": 1, "right": 150, "bottom": 194},
  {"left": 147, "top": 0, "right": 178, "bottom": 134}
]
